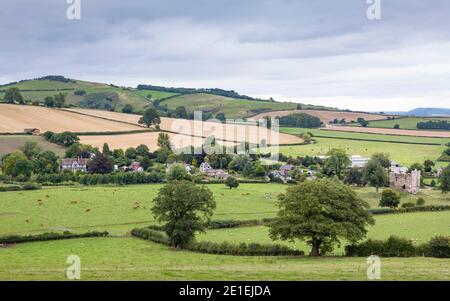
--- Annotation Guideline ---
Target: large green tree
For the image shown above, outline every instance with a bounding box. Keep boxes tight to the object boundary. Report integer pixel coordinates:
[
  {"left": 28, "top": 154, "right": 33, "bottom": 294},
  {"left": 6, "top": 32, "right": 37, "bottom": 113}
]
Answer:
[
  {"left": 440, "top": 165, "right": 450, "bottom": 194},
  {"left": 152, "top": 181, "right": 216, "bottom": 248},
  {"left": 20, "top": 141, "right": 41, "bottom": 159},
  {"left": 324, "top": 148, "right": 351, "bottom": 179},
  {"left": 269, "top": 179, "right": 374, "bottom": 256},
  {"left": 379, "top": 188, "right": 401, "bottom": 208},
  {"left": 363, "top": 156, "right": 389, "bottom": 192},
  {"left": 4, "top": 88, "right": 24, "bottom": 104},
  {"left": 139, "top": 108, "right": 161, "bottom": 128}
]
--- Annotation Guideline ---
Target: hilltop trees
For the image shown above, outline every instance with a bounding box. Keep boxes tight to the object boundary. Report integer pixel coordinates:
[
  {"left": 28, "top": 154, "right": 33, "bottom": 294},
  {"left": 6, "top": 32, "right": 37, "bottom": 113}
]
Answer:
[
  {"left": 139, "top": 108, "right": 161, "bottom": 128},
  {"left": 269, "top": 179, "right": 374, "bottom": 256},
  {"left": 4, "top": 88, "right": 24, "bottom": 104},
  {"left": 152, "top": 181, "right": 216, "bottom": 248}
]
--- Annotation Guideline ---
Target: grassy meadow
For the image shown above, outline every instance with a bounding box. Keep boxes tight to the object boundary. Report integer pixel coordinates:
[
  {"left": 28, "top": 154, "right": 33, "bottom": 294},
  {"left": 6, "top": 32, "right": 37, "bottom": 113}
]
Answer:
[
  {"left": 275, "top": 137, "right": 446, "bottom": 166},
  {"left": 349, "top": 117, "right": 450, "bottom": 130},
  {"left": 1, "top": 183, "right": 449, "bottom": 280},
  {"left": 1, "top": 236, "right": 449, "bottom": 280},
  {"left": 1, "top": 184, "right": 449, "bottom": 237}
]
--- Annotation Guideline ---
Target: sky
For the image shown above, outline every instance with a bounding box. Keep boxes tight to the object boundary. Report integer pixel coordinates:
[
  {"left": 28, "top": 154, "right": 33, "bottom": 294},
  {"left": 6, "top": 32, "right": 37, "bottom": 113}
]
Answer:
[{"left": 0, "top": 0, "right": 449, "bottom": 111}]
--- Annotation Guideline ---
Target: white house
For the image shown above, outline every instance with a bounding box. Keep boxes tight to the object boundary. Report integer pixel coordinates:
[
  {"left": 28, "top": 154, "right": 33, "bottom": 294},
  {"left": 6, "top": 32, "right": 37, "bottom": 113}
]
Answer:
[{"left": 60, "top": 158, "right": 88, "bottom": 173}]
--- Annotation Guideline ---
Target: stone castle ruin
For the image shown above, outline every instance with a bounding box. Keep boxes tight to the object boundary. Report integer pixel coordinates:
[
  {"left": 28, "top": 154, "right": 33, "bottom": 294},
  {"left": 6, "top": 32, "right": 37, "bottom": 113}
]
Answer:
[{"left": 389, "top": 169, "right": 421, "bottom": 194}]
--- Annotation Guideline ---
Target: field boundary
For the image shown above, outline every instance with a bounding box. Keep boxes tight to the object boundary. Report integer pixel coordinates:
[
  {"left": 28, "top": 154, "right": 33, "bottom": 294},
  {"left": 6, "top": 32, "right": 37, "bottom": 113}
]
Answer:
[{"left": 321, "top": 127, "right": 450, "bottom": 139}]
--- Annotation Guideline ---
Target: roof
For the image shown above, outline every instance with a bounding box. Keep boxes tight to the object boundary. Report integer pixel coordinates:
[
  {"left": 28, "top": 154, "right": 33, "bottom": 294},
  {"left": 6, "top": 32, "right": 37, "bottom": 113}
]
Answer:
[{"left": 61, "top": 158, "right": 87, "bottom": 165}]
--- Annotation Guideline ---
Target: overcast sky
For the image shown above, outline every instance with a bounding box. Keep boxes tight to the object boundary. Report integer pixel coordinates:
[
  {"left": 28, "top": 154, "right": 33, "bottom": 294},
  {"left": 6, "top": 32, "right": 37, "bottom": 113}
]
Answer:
[{"left": 1, "top": 0, "right": 449, "bottom": 111}]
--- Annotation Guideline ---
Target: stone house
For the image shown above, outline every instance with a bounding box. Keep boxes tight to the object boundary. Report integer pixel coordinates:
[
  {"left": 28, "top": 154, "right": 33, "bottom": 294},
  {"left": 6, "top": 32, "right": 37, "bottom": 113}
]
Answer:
[{"left": 389, "top": 169, "right": 421, "bottom": 194}]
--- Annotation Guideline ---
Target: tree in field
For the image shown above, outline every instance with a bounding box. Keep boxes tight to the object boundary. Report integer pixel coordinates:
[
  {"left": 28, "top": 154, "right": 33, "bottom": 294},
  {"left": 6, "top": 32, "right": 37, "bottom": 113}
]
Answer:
[
  {"left": 88, "top": 153, "right": 113, "bottom": 174},
  {"left": 53, "top": 93, "right": 66, "bottom": 108},
  {"left": 423, "top": 160, "right": 435, "bottom": 173},
  {"left": 4, "top": 88, "right": 24, "bottom": 104},
  {"left": 20, "top": 141, "right": 42, "bottom": 159},
  {"left": 122, "top": 104, "right": 133, "bottom": 114},
  {"left": 175, "top": 106, "right": 188, "bottom": 119},
  {"left": 379, "top": 188, "right": 401, "bottom": 208},
  {"left": 357, "top": 117, "right": 369, "bottom": 127},
  {"left": 157, "top": 133, "right": 171, "bottom": 150},
  {"left": 215, "top": 112, "right": 226, "bottom": 122},
  {"left": 139, "top": 108, "right": 161, "bottom": 128},
  {"left": 363, "top": 159, "right": 388, "bottom": 192},
  {"left": 44, "top": 96, "right": 55, "bottom": 107},
  {"left": 371, "top": 153, "right": 391, "bottom": 168},
  {"left": 225, "top": 176, "right": 239, "bottom": 189},
  {"left": 440, "top": 165, "right": 450, "bottom": 194},
  {"left": 269, "top": 179, "right": 374, "bottom": 256},
  {"left": 323, "top": 148, "right": 351, "bottom": 179},
  {"left": 344, "top": 167, "right": 364, "bottom": 186},
  {"left": 152, "top": 181, "right": 216, "bottom": 248}
]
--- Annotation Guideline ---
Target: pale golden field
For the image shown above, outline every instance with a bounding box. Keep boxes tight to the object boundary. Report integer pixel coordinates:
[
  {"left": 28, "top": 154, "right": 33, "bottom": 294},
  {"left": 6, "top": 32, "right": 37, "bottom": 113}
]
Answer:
[
  {"left": 67, "top": 108, "right": 303, "bottom": 145},
  {"left": 0, "top": 104, "right": 142, "bottom": 133},
  {"left": 324, "top": 125, "right": 450, "bottom": 138},
  {"left": 79, "top": 132, "right": 237, "bottom": 151},
  {"left": 250, "top": 109, "right": 390, "bottom": 124}
]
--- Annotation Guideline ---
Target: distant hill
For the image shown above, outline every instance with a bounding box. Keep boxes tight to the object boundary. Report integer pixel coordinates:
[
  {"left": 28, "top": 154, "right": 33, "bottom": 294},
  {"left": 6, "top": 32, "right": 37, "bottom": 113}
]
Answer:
[{"left": 385, "top": 108, "right": 450, "bottom": 117}]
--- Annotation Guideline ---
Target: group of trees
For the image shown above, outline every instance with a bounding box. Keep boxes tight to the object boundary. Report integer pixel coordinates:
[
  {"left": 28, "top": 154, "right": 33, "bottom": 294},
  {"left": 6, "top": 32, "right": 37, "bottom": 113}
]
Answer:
[
  {"left": 3, "top": 88, "right": 24, "bottom": 104},
  {"left": 357, "top": 117, "right": 369, "bottom": 127},
  {"left": 43, "top": 131, "right": 80, "bottom": 147},
  {"left": 417, "top": 120, "right": 450, "bottom": 130},
  {"left": 151, "top": 178, "right": 374, "bottom": 256},
  {"left": 44, "top": 93, "right": 66, "bottom": 108},
  {"left": 1, "top": 142, "right": 59, "bottom": 181},
  {"left": 278, "top": 113, "right": 322, "bottom": 128}
]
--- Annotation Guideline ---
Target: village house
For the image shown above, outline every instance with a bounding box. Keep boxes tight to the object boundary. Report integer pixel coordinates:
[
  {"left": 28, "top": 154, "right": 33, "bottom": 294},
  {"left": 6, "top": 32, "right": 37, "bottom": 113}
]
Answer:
[
  {"left": 199, "top": 162, "right": 212, "bottom": 172},
  {"left": 128, "top": 162, "right": 144, "bottom": 172},
  {"left": 206, "top": 169, "right": 229, "bottom": 180},
  {"left": 60, "top": 157, "right": 88, "bottom": 173}
]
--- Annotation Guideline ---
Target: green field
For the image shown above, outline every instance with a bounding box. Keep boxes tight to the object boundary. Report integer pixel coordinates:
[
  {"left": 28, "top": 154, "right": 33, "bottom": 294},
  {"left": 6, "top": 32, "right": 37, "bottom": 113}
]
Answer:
[
  {"left": 274, "top": 137, "right": 446, "bottom": 166},
  {"left": 135, "top": 89, "right": 179, "bottom": 100},
  {"left": 2, "top": 236, "right": 449, "bottom": 280},
  {"left": 1, "top": 184, "right": 449, "bottom": 237},
  {"left": 0, "top": 135, "right": 66, "bottom": 156},
  {"left": 280, "top": 127, "right": 449, "bottom": 145},
  {"left": 349, "top": 117, "right": 450, "bottom": 130},
  {"left": 199, "top": 211, "right": 450, "bottom": 255},
  {"left": 1, "top": 183, "right": 449, "bottom": 280},
  {"left": 0, "top": 79, "right": 153, "bottom": 112}
]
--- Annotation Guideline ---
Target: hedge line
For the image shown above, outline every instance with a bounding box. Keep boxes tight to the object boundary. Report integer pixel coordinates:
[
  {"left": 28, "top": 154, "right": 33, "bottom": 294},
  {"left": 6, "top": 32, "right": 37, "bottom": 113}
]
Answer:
[
  {"left": 346, "top": 235, "right": 450, "bottom": 258},
  {"left": 0, "top": 183, "right": 41, "bottom": 192},
  {"left": 0, "top": 231, "right": 109, "bottom": 245},
  {"left": 131, "top": 227, "right": 304, "bottom": 256},
  {"left": 368, "top": 205, "right": 450, "bottom": 215}
]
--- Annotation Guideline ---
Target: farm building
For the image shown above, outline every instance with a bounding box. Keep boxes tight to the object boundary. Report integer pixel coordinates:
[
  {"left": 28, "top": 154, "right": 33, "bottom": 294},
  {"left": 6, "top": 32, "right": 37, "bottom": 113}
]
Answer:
[
  {"left": 350, "top": 155, "right": 369, "bottom": 167},
  {"left": 23, "top": 128, "right": 41, "bottom": 135},
  {"left": 60, "top": 158, "right": 88, "bottom": 173}
]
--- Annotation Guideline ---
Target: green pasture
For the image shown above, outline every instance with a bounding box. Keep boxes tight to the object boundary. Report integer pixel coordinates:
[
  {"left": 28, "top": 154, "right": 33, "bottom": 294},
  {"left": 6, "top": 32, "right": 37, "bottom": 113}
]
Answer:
[
  {"left": 349, "top": 117, "right": 450, "bottom": 130},
  {"left": 1, "top": 184, "right": 449, "bottom": 237},
  {"left": 1, "top": 237, "right": 449, "bottom": 280},
  {"left": 280, "top": 127, "right": 449, "bottom": 145},
  {"left": 199, "top": 211, "right": 450, "bottom": 255},
  {"left": 275, "top": 137, "right": 446, "bottom": 166}
]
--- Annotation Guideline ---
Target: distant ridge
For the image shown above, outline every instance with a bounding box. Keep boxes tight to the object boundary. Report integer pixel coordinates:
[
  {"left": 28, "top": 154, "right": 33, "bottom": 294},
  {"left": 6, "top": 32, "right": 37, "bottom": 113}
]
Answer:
[{"left": 384, "top": 107, "right": 450, "bottom": 117}]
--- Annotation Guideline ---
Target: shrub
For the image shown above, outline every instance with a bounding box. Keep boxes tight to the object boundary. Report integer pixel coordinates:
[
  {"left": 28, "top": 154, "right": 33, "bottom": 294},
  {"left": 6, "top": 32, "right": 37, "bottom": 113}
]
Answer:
[
  {"left": 428, "top": 236, "right": 450, "bottom": 258},
  {"left": 379, "top": 189, "right": 401, "bottom": 208},
  {"left": 401, "top": 202, "right": 416, "bottom": 208},
  {"left": 416, "top": 197, "right": 426, "bottom": 206}
]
